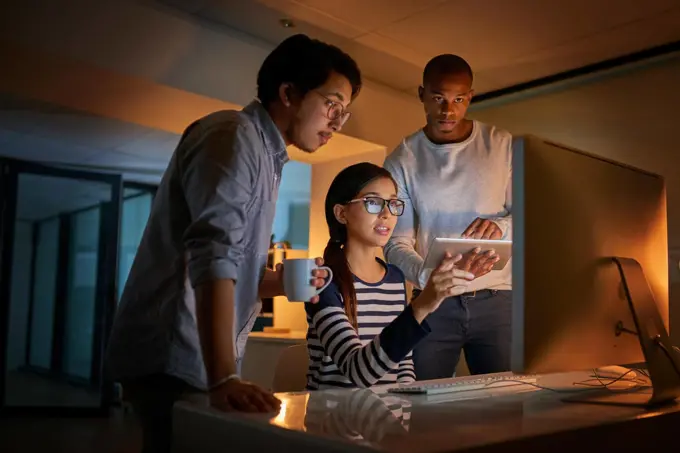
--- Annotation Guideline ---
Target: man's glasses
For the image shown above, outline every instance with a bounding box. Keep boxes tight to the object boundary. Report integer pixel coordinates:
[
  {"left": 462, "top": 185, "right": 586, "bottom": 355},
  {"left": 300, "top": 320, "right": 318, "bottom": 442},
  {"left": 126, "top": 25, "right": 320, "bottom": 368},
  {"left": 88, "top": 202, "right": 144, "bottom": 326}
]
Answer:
[
  {"left": 315, "top": 92, "right": 351, "bottom": 126},
  {"left": 346, "top": 197, "right": 405, "bottom": 216}
]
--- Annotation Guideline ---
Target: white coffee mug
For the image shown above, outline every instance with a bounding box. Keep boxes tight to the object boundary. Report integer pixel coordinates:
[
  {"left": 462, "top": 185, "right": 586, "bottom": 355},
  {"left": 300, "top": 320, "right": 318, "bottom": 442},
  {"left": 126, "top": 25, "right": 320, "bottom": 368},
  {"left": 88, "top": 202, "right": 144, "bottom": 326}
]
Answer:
[{"left": 282, "top": 258, "right": 333, "bottom": 302}]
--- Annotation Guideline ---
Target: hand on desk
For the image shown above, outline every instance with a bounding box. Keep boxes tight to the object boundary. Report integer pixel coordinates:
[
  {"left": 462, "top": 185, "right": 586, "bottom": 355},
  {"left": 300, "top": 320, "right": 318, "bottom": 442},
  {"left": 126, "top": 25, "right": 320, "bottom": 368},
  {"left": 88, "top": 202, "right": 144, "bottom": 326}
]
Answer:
[{"left": 209, "top": 377, "right": 281, "bottom": 413}]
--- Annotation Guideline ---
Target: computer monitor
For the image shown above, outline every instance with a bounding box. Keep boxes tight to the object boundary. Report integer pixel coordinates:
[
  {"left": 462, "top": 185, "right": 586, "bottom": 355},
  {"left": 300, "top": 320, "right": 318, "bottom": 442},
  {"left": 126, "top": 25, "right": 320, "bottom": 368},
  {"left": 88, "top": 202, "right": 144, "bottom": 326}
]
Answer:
[{"left": 511, "top": 135, "right": 680, "bottom": 406}]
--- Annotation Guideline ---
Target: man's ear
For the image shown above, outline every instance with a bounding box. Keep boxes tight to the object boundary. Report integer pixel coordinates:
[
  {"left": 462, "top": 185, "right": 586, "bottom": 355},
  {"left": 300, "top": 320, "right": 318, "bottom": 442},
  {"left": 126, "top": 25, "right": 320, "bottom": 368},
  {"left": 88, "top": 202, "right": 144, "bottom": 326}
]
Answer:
[
  {"left": 279, "top": 83, "right": 293, "bottom": 107},
  {"left": 418, "top": 86, "right": 424, "bottom": 102},
  {"left": 333, "top": 204, "right": 347, "bottom": 225}
]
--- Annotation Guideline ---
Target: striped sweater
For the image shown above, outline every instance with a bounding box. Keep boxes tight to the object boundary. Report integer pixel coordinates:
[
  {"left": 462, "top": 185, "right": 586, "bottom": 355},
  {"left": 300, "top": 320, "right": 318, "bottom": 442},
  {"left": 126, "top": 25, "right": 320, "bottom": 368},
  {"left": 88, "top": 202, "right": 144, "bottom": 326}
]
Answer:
[{"left": 305, "top": 259, "right": 431, "bottom": 390}]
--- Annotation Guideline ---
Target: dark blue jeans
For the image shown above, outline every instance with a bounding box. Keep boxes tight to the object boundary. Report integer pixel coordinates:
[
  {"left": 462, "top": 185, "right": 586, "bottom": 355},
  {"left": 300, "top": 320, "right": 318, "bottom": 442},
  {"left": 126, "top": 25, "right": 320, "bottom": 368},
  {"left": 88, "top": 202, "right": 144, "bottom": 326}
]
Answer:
[{"left": 412, "top": 289, "right": 512, "bottom": 380}]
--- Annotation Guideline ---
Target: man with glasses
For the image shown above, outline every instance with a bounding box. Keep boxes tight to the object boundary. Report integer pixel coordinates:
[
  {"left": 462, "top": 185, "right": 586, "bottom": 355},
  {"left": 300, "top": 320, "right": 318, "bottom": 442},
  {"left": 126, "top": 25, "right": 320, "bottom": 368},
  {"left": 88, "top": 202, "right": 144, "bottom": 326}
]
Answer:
[
  {"left": 383, "top": 54, "right": 513, "bottom": 380},
  {"left": 106, "top": 34, "right": 361, "bottom": 453}
]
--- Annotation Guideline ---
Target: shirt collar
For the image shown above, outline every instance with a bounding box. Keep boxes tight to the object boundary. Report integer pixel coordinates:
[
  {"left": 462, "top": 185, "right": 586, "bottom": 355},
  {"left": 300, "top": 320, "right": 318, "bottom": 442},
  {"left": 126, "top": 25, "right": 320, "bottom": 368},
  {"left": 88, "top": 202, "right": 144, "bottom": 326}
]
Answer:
[{"left": 243, "top": 101, "right": 289, "bottom": 163}]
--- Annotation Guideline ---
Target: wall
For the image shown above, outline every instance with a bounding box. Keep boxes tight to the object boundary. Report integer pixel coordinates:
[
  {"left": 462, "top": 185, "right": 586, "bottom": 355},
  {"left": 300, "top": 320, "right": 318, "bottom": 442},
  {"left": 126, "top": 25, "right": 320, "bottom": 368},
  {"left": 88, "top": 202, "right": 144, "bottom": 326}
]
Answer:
[
  {"left": 469, "top": 54, "right": 680, "bottom": 244},
  {"left": 0, "top": 0, "right": 423, "bottom": 155},
  {"left": 468, "top": 53, "right": 680, "bottom": 343},
  {"left": 309, "top": 149, "right": 388, "bottom": 260}
]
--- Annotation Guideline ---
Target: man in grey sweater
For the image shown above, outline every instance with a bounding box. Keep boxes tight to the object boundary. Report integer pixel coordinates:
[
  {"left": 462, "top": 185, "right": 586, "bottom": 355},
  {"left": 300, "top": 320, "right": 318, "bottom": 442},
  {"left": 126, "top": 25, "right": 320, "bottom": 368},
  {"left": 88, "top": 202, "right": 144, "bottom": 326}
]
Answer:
[{"left": 383, "top": 54, "right": 513, "bottom": 380}]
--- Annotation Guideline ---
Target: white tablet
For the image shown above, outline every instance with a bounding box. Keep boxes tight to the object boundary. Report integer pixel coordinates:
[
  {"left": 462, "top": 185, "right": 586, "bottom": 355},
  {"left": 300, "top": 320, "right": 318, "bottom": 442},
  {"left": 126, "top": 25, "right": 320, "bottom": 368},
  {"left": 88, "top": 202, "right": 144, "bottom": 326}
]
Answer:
[{"left": 422, "top": 237, "right": 512, "bottom": 271}]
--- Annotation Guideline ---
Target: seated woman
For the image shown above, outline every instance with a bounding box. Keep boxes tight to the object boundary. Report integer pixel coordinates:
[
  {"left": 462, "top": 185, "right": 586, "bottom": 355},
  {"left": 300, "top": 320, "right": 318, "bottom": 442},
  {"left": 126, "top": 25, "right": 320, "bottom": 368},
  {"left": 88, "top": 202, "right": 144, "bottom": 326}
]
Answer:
[{"left": 305, "top": 162, "right": 497, "bottom": 389}]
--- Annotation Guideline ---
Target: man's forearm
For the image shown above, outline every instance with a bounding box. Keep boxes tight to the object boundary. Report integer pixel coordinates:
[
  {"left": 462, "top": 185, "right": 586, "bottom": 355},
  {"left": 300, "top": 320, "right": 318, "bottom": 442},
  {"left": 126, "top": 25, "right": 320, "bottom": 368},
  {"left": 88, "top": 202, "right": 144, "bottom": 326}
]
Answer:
[
  {"left": 195, "top": 279, "right": 238, "bottom": 386},
  {"left": 384, "top": 240, "right": 426, "bottom": 289},
  {"left": 258, "top": 268, "right": 284, "bottom": 299}
]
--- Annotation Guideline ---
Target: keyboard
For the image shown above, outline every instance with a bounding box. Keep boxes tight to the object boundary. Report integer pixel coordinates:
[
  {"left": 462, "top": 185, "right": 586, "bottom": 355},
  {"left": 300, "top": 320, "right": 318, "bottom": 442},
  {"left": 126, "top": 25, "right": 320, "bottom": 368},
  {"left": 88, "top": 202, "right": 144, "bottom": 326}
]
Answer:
[{"left": 387, "top": 374, "right": 539, "bottom": 395}]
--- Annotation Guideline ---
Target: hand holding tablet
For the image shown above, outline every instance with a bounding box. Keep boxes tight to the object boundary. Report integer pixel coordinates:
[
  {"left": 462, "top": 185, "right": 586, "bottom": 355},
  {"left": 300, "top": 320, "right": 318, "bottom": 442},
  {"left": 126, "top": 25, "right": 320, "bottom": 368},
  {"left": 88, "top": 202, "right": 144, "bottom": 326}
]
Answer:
[{"left": 423, "top": 237, "right": 512, "bottom": 271}]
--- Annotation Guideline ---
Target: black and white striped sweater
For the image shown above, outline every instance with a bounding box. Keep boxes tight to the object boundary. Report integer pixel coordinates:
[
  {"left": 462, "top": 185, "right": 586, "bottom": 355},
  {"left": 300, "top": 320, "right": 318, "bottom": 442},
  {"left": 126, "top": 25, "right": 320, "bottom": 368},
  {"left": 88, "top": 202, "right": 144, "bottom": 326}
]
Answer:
[{"left": 305, "top": 259, "right": 430, "bottom": 390}]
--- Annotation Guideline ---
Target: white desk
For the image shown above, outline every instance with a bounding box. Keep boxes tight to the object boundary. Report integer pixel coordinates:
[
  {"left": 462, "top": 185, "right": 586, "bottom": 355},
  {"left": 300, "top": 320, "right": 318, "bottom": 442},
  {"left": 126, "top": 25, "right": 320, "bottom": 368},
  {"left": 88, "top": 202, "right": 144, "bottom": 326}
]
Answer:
[
  {"left": 173, "top": 372, "right": 680, "bottom": 453},
  {"left": 240, "top": 331, "right": 306, "bottom": 388}
]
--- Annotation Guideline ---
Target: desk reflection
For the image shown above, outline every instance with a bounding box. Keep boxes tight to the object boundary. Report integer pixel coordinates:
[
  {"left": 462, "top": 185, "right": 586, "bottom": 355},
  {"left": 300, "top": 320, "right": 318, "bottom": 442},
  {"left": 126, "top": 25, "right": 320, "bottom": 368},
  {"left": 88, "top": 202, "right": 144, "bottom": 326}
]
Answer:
[{"left": 271, "top": 388, "right": 410, "bottom": 448}]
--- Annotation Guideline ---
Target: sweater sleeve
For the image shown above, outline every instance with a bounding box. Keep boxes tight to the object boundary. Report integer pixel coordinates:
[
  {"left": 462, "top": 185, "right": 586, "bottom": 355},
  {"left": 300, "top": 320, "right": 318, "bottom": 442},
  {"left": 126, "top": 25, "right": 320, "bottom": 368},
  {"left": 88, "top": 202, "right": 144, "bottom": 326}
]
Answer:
[
  {"left": 383, "top": 154, "right": 428, "bottom": 289},
  {"left": 396, "top": 352, "right": 416, "bottom": 383},
  {"left": 488, "top": 135, "right": 513, "bottom": 240}
]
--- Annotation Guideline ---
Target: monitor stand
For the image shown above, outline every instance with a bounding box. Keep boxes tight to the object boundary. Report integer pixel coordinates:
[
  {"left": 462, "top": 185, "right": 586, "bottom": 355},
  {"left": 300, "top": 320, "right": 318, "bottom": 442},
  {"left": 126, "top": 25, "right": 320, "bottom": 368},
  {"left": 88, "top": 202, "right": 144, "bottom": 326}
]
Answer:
[{"left": 563, "top": 257, "right": 680, "bottom": 408}]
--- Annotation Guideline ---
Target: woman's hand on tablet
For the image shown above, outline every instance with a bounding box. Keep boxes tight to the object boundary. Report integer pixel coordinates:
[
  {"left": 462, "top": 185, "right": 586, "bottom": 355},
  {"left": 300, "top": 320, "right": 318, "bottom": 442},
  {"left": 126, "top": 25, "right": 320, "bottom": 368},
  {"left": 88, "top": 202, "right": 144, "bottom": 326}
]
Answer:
[{"left": 412, "top": 253, "right": 475, "bottom": 323}]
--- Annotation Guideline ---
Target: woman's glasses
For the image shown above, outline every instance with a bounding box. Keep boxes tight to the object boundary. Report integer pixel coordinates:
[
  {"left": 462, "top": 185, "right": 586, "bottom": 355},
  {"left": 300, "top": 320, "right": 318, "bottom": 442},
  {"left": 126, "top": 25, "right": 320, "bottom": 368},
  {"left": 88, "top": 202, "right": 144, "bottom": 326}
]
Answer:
[{"left": 346, "top": 197, "right": 405, "bottom": 216}]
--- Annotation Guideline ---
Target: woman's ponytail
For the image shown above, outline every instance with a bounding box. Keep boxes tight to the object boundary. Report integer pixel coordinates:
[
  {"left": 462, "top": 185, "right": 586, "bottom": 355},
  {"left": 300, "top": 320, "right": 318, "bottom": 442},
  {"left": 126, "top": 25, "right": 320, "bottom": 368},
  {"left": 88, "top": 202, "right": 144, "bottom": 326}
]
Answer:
[{"left": 323, "top": 237, "right": 358, "bottom": 330}]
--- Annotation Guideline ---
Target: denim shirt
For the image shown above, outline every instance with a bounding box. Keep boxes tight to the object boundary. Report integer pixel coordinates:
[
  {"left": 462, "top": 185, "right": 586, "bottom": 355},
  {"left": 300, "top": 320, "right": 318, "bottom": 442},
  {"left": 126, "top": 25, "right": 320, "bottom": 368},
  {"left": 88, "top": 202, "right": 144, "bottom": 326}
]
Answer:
[{"left": 106, "top": 101, "right": 287, "bottom": 390}]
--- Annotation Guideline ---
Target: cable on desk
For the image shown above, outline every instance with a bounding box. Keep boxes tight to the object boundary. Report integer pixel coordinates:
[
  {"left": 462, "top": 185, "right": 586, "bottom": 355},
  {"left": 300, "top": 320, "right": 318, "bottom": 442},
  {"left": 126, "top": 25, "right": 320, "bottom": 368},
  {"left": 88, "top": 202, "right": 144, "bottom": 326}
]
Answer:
[
  {"left": 479, "top": 371, "right": 649, "bottom": 395},
  {"left": 505, "top": 344, "right": 677, "bottom": 395},
  {"left": 576, "top": 369, "right": 650, "bottom": 390},
  {"left": 634, "top": 368, "right": 650, "bottom": 378}
]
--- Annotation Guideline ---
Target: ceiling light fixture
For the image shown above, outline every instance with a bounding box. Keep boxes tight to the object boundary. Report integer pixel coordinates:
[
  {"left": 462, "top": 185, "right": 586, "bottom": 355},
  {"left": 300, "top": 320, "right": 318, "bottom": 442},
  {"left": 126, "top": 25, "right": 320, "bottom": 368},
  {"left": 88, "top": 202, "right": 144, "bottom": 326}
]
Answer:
[{"left": 279, "top": 18, "right": 295, "bottom": 28}]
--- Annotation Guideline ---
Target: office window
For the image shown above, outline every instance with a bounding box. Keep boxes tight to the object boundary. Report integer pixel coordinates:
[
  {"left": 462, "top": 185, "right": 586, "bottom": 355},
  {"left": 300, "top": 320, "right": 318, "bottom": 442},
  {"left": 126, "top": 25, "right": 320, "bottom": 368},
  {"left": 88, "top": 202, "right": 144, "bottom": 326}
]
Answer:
[
  {"left": 28, "top": 218, "right": 60, "bottom": 370},
  {"left": 272, "top": 161, "right": 311, "bottom": 249},
  {"left": 7, "top": 221, "right": 34, "bottom": 371},
  {"left": 118, "top": 188, "right": 154, "bottom": 301}
]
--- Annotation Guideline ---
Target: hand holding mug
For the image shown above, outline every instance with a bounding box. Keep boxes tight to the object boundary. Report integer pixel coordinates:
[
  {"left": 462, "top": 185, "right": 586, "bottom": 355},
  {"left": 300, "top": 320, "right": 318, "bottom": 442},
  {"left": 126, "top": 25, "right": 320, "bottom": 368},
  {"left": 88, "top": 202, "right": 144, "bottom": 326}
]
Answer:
[{"left": 277, "top": 257, "right": 333, "bottom": 303}]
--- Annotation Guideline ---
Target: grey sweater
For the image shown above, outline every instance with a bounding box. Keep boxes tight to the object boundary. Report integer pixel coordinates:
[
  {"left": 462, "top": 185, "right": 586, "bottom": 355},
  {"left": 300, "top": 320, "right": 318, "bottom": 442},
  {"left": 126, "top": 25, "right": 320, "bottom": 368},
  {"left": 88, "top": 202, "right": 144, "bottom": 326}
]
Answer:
[{"left": 383, "top": 121, "right": 513, "bottom": 292}]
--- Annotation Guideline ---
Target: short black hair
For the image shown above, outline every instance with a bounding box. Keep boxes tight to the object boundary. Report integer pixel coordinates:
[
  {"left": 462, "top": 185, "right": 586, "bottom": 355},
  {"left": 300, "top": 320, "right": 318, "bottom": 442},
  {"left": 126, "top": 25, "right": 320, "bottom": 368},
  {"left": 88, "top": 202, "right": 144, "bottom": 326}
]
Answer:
[
  {"left": 257, "top": 34, "right": 362, "bottom": 107},
  {"left": 422, "top": 54, "right": 473, "bottom": 85}
]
